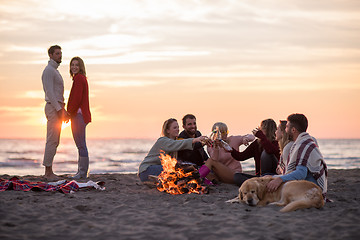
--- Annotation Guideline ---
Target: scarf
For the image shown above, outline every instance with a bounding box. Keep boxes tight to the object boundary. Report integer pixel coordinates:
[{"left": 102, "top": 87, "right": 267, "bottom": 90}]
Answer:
[{"left": 286, "top": 132, "right": 328, "bottom": 197}]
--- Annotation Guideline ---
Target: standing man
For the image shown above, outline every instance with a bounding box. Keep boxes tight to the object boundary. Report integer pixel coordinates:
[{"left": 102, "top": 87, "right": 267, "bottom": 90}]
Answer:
[
  {"left": 177, "top": 114, "right": 209, "bottom": 167},
  {"left": 41, "top": 45, "right": 69, "bottom": 180},
  {"left": 267, "top": 113, "right": 328, "bottom": 199}
]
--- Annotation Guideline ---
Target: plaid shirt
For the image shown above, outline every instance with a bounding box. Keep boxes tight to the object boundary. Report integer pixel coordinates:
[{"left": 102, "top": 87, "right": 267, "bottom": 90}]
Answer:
[{"left": 0, "top": 177, "right": 79, "bottom": 194}]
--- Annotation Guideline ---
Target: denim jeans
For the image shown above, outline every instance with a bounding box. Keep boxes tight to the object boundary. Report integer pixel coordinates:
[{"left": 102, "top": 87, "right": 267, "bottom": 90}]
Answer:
[
  {"left": 71, "top": 113, "right": 88, "bottom": 157},
  {"left": 139, "top": 165, "right": 163, "bottom": 182},
  {"left": 260, "top": 150, "right": 278, "bottom": 175}
]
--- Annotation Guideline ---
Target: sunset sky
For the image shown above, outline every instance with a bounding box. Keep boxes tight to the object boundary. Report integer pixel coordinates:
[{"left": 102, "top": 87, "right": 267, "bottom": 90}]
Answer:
[{"left": 0, "top": 0, "right": 359, "bottom": 139}]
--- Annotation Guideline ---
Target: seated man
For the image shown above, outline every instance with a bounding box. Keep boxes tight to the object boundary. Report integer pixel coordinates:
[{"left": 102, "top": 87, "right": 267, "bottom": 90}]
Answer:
[
  {"left": 177, "top": 114, "right": 209, "bottom": 167},
  {"left": 267, "top": 113, "right": 328, "bottom": 200}
]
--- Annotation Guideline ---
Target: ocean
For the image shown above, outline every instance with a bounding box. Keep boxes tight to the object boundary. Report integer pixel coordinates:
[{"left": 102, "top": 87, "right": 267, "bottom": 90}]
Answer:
[{"left": 0, "top": 138, "right": 359, "bottom": 176}]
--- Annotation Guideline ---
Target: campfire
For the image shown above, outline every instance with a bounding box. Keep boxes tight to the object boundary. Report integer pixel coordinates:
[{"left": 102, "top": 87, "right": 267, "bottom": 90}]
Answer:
[{"left": 156, "top": 152, "right": 208, "bottom": 195}]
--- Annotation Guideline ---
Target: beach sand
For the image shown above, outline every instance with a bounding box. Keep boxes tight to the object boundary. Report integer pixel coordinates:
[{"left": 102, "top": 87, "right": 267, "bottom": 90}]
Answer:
[{"left": 0, "top": 169, "right": 359, "bottom": 240}]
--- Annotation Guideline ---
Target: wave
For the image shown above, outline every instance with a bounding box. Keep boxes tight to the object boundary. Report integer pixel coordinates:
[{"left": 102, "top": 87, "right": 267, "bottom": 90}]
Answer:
[
  {"left": 109, "top": 159, "right": 140, "bottom": 163},
  {"left": 0, "top": 161, "right": 40, "bottom": 167},
  {"left": 324, "top": 157, "right": 360, "bottom": 160},
  {"left": 121, "top": 150, "right": 148, "bottom": 154},
  {"left": 8, "top": 157, "right": 39, "bottom": 161},
  {"left": 5, "top": 150, "right": 42, "bottom": 154}
]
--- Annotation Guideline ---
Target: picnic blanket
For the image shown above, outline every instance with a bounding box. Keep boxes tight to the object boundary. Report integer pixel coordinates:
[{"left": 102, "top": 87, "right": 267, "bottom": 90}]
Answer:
[{"left": 0, "top": 177, "right": 105, "bottom": 194}]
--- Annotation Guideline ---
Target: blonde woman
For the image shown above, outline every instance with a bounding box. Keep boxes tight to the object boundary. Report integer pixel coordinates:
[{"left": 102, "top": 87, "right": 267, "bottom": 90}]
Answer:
[
  {"left": 138, "top": 118, "right": 208, "bottom": 182},
  {"left": 207, "top": 122, "right": 255, "bottom": 173},
  {"left": 275, "top": 120, "right": 294, "bottom": 174}
]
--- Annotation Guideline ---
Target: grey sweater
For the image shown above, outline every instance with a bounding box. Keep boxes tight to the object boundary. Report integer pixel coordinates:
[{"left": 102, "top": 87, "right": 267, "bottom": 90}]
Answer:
[
  {"left": 41, "top": 59, "right": 64, "bottom": 111},
  {"left": 138, "top": 137, "right": 194, "bottom": 174}
]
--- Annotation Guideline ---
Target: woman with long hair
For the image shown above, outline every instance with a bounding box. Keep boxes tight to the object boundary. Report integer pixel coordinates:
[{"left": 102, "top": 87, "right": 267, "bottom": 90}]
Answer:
[
  {"left": 275, "top": 120, "right": 294, "bottom": 174},
  {"left": 231, "top": 118, "right": 280, "bottom": 176},
  {"left": 67, "top": 57, "right": 91, "bottom": 179},
  {"left": 138, "top": 118, "right": 208, "bottom": 182}
]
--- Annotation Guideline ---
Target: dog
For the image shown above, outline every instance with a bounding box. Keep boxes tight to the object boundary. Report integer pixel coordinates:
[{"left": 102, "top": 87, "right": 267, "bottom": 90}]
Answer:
[{"left": 226, "top": 176, "right": 324, "bottom": 212}]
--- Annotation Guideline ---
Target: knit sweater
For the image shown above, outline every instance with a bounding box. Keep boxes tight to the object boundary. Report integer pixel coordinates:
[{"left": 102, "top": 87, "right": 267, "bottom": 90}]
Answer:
[
  {"left": 67, "top": 73, "right": 91, "bottom": 124},
  {"left": 41, "top": 59, "right": 64, "bottom": 111},
  {"left": 277, "top": 141, "right": 294, "bottom": 174},
  {"left": 138, "top": 137, "right": 194, "bottom": 174}
]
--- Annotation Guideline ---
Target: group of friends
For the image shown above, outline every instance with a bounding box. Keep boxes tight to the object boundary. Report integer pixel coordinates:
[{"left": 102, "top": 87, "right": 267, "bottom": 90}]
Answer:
[
  {"left": 138, "top": 114, "right": 328, "bottom": 199},
  {"left": 41, "top": 44, "right": 328, "bottom": 200}
]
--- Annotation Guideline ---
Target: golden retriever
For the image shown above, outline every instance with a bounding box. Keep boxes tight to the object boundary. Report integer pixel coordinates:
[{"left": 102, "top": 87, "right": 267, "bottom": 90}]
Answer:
[{"left": 227, "top": 176, "right": 324, "bottom": 212}]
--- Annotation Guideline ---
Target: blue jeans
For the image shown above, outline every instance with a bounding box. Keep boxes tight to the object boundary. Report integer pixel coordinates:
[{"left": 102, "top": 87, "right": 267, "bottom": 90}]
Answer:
[
  {"left": 71, "top": 113, "right": 88, "bottom": 157},
  {"left": 260, "top": 150, "right": 278, "bottom": 175},
  {"left": 139, "top": 165, "right": 163, "bottom": 182}
]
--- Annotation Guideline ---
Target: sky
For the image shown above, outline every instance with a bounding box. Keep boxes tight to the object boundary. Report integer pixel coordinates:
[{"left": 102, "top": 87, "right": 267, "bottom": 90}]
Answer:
[{"left": 0, "top": 0, "right": 359, "bottom": 139}]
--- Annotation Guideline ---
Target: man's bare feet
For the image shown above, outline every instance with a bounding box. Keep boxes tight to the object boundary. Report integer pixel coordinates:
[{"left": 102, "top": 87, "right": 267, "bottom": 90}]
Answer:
[
  {"left": 44, "top": 166, "right": 60, "bottom": 181},
  {"left": 44, "top": 173, "right": 60, "bottom": 181}
]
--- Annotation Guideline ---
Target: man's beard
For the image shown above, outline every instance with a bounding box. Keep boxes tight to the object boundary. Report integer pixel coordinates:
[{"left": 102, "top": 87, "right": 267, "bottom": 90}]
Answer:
[
  {"left": 288, "top": 132, "right": 294, "bottom": 141},
  {"left": 186, "top": 129, "right": 196, "bottom": 136}
]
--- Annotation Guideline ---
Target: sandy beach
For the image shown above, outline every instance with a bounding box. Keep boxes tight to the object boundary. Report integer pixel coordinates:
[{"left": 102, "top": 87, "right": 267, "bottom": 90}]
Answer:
[{"left": 0, "top": 169, "right": 359, "bottom": 240}]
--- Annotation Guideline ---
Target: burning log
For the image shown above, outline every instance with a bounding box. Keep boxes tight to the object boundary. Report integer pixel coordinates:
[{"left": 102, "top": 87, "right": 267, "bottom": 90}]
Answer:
[
  {"left": 174, "top": 171, "right": 200, "bottom": 185},
  {"left": 156, "top": 152, "right": 208, "bottom": 195},
  {"left": 175, "top": 162, "right": 196, "bottom": 173}
]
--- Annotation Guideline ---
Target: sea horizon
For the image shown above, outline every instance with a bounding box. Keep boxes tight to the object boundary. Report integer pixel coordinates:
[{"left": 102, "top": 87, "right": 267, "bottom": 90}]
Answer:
[{"left": 1, "top": 138, "right": 359, "bottom": 177}]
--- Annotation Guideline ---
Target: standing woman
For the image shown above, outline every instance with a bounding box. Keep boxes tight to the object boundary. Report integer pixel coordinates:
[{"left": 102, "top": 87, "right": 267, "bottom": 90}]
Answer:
[{"left": 67, "top": 57, "right": 91, "bottom": 179}]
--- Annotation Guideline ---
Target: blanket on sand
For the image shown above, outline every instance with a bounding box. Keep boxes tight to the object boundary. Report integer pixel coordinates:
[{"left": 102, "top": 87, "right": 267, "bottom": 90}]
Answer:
[{"left": 0, "top": 177, "right": 105, "bottom": 194}]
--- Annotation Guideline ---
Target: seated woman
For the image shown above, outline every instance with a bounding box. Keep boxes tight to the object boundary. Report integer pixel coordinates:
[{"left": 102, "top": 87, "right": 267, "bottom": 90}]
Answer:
[
  {"left": 138, "top": 118, "right": 207, "bottom": 182},
  {"left": 275, "top": 120, "right": 294, "bottom": 175},
  {"left": 198, "top": 119, "right": 280, "bottom": 186},
  {"left": 207, "top": 122, "right": 254, "bottom": 174},
  {"left": 231, "top": 118, "right": 280, "bottom": 176}
]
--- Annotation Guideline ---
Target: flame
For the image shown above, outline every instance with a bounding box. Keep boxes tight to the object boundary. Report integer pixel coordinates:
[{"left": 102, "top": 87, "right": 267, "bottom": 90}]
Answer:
[{"left": 157, "top": 152, "right": 206, "bottom": 195}]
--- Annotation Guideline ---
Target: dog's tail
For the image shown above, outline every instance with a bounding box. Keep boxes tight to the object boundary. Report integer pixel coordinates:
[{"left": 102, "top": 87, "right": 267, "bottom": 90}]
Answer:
[
  {"left": 280, "top": 199, "right": 312, "bottom": 212},
  {"left": 280, "top": 188, "right": 324, "bottom": 213}
]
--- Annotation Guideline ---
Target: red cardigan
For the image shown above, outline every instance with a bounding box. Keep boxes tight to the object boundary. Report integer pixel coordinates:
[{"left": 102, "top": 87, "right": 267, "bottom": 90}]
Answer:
[
  {"left": 231, "top": 130, "right": 280, "bottom": 176},
  {"left": 67, "top": 73, "right": 91, "bottom": 124}
]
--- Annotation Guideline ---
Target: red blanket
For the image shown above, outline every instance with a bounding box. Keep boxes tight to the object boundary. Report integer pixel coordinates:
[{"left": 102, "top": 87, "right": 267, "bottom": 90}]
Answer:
[{"left": 0, "top": 176, "right": 79, "bottom": 194}]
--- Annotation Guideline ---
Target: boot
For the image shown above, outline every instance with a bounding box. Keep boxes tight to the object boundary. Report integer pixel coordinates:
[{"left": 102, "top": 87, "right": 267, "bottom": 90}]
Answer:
[
  {"left": 72, "top": 156, "right": 89, "bottom": 179},
  {"left": 198, "top": 165, "right": 214, "bottom": 185},
  {"left": 198, "top": 165, "right": 211, "bottom": 178}
]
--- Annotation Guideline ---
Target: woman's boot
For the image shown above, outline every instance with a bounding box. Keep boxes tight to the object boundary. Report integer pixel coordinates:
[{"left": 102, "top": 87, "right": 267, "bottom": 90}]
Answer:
[{"left": 72, "top": 156, "right": 89, "bottom": 179}]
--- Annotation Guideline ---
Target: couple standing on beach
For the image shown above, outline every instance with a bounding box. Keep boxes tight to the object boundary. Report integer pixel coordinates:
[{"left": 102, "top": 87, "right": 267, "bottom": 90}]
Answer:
[{"left": 41, "top": 45, "right": 91, "bottom": 181}]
